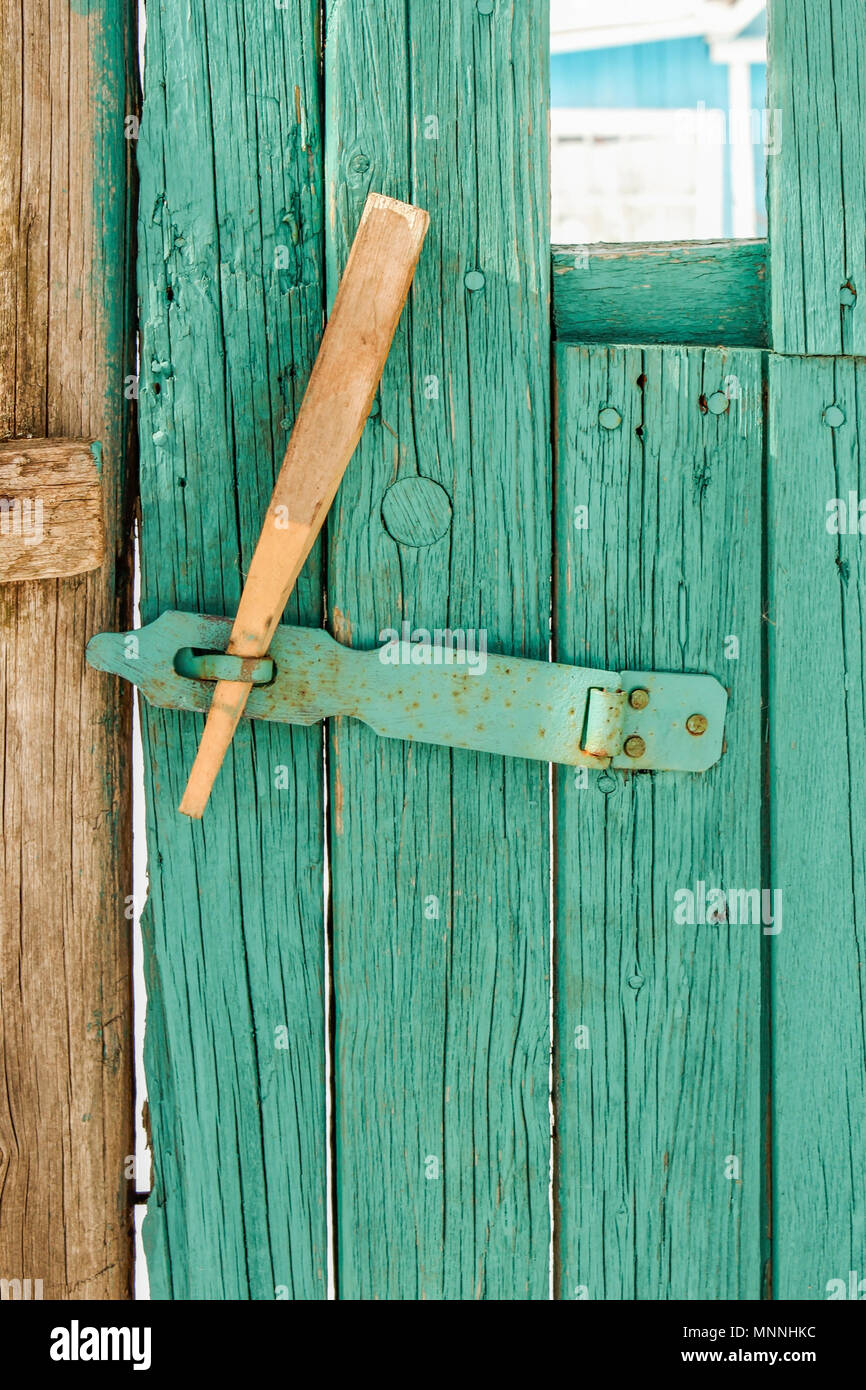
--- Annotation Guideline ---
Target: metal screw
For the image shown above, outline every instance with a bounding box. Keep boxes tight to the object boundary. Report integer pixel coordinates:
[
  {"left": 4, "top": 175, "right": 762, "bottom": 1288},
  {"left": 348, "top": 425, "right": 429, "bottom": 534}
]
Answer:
[
  {"left": 707, "top": 391, "right": 729, "bottom": 415},
  {"left": 464, "top": 270, "right": 485, "bottom": 292},
  {"left": 599, "top": 406, "right": 622, "bottom": 430},
  {"left": 628, "top": 687, "right": 649, "bottom": 710},
  {"left": 840, "top": 285, "right": 857, "bottom": 307},
  {"left": 824, "top": 404, "right": 845, "bottom": 428},
  {"left": 624, "top": 735, "right": 646, "bottom": 758},
  {"left": 686, "top": 713, "right": 708, "bottom": 736},
  {"left": 476, "top": 0, "right": 495, "bottom": 11}
]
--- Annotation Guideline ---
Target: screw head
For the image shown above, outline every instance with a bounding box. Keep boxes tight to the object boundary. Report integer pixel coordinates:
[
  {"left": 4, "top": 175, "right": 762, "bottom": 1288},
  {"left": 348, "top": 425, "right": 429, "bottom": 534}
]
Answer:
[
  {"left": 598, "top": 406, "right": 622, "bottom": 430},
  {"left": 707, "top": 391, "right": 729, "bottom": 415},
  {"left": 464, "top": 270, "right": 485, "bottom": 292},
  {"left": 824, "top": 404, "right": 845, "bottom": 428},
  {"left": 476, "top": 0, "right": 495, "bottom": 11},
  {"left": 686, "top": 713, "right": 708, "bottom": 736},
  {"left": 624, "top": 735, "right": 646, "bottom": 759},
  {"left": 840, "top": 285, "right": 857, "bottom": 307},
  {"left": 628, "top": 687, "right": 650, "bottom": 710}
]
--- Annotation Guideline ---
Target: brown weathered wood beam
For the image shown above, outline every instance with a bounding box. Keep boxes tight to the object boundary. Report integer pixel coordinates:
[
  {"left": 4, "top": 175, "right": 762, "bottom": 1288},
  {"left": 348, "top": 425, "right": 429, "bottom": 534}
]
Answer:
[{"left": 0, "top": 1, "right": 137, "bottom": 1299}]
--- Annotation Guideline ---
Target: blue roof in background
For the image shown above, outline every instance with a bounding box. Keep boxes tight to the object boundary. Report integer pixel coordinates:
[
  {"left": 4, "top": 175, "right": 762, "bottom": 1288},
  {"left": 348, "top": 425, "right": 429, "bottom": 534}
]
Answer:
[
  {"left": 740, "top": 11, "right": 768, "bottom": 38},
  {"left": 551, "top": 36, "right": 764, "bottom": 110}
]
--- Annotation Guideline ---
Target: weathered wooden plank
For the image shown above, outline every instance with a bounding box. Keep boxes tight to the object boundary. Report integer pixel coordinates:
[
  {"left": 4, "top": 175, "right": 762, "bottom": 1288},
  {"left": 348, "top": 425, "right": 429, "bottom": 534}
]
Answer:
[
  {"left": 553, "top": 344, "right": 765, "bottom": 1299},
  {"left": 767, "top": 0, "right": 866, "bottom": 355},
  {"left": 767, "top": 354, "right": 866, "bottom": 1299},
  {"left": 136, "top": 0, "right": 327, "bottom": 1298},
  {"left": 0, "top": 0, "right": 135, "bottom": 1299},
  {"left": 552, "top": 240, "right": 768, "bottom": 348},
  {"left": 325, "top": 0, "right": 552, "bottom": 1299},
  {"left": 0, "top": 439, "right": 104, "bottom": 582}
]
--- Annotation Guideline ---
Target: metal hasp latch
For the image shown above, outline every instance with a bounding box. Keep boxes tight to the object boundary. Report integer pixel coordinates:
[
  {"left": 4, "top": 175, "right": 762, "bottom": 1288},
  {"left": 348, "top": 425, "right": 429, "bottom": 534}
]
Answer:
[{"left": 87, "top": 611, "right": 727, "bottom": 774}]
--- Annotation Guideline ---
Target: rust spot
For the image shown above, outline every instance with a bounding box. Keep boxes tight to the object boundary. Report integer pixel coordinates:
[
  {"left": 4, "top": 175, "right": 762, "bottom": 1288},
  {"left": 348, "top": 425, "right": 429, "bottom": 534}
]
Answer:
[
  {"left": 698, "top": 393, "right": 709, "bottom": 414},
  {"left": 332, "top": 730, "right": 344, "bottom": 835}
]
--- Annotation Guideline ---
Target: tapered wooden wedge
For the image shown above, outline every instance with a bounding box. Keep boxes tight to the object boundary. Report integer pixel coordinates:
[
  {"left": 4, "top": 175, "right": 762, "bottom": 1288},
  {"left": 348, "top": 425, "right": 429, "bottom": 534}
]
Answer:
[{"left": 179, "top": 192, "right": 429, "bottom": 817}]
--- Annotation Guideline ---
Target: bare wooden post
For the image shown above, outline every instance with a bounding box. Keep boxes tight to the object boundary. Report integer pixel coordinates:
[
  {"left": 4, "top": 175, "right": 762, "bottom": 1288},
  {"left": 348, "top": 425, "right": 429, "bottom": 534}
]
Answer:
[{"left": 0, "top": 1, "right": 136, "bottom": 1299}]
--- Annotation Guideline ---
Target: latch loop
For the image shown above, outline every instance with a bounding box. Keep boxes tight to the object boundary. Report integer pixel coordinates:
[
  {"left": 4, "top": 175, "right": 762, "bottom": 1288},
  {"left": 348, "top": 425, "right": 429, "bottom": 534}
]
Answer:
[{"left": 174, "top": 648, "right": 274, "bottom": 685}]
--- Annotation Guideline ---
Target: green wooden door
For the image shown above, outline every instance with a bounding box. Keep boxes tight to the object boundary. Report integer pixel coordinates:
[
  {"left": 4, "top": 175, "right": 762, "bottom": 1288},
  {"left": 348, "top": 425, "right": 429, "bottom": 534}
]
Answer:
[{"left": 132, "top": 0, "right": 865, "bottom": 1300}]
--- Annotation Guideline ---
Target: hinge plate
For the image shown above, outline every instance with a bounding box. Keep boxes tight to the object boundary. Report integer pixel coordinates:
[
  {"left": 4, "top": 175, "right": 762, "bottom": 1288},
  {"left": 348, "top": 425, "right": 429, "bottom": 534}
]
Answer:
[{"left": 613, "top": 672, "right": 727, "bottom": 773}]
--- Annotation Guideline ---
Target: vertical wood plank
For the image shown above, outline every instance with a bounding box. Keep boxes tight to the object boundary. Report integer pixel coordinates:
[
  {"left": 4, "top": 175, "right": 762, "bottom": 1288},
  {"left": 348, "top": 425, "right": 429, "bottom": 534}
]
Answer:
[
  {"left": 136, "top": 0, "right": 327, "bottom": 1298},
  {"left": 325, "top": 0, "right": 552, "bottom": 1299},
  {"left": 553, "top": 345, "right": 765, "bottom": 1299},
  {"left": 0, "top": 0, "right": 136, "bottom": 1298},
  {"left": 768, "top": 354, "right": 866, "bottom": 1298},
  {"left": 767, "top": 0, "right": 866, "bottom": 356}
]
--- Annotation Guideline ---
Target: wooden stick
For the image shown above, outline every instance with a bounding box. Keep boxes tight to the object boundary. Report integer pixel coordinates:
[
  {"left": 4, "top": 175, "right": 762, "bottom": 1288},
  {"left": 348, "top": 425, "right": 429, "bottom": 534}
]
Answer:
[{"left": 179, "top": 192, "right": 429, "bottom": 817}]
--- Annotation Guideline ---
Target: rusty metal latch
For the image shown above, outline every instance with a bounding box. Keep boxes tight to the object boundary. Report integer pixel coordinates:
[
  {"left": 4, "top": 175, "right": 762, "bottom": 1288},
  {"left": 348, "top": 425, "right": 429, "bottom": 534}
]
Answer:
[{"left": 86, "top": 611, "right": 728, "bottom": 774}]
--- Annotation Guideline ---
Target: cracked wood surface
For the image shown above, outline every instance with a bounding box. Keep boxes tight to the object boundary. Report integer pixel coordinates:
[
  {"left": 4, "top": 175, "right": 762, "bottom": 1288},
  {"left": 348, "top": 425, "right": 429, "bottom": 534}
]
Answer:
[
  {"left": 325, "top": 0, "right": 553, "bottom": 1298},
  {"left": 553, "top": 344, "right": 765, "bottom": 1298},
  {"left": 0, "top": 0, "right": 136, "bottom": 1300},
  {"left": 136, "top": 0, "right": 328, "bottom": 1298}
]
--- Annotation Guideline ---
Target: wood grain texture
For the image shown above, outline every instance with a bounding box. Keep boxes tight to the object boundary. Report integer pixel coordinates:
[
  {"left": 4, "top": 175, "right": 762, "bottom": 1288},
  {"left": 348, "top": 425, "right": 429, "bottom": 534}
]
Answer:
[
  {"left": 552, "top": 241, "right": 769, "bottom": 348},
  {"left": 553, "top": 344, "right": 765, "bottom": 1299},
  {"left": 0, "top": 0, "right": 135, "bottom": 1299},
  {"left": 0, "top": 439, "right": 104, "bottom": 582},
  {"left": 768, "top": 0, "right": 866, "bottom": 355},
  {"left": 136, "top": 0, "right": 328, "bottom": 1297},
  {"left": 767, "top": 354, "right": 866, "bottom": 1298},
  {"left": 325, "top": 0, "right": 552, "bottom": 1299}
]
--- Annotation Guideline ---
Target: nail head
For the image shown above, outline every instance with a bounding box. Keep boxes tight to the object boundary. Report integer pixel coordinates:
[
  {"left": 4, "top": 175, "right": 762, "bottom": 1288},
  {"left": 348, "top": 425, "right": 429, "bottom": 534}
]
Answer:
[{"left": 624, "top": 735, "right": 646, "bottom": 759}]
